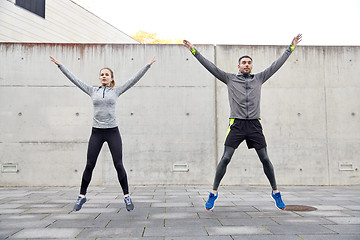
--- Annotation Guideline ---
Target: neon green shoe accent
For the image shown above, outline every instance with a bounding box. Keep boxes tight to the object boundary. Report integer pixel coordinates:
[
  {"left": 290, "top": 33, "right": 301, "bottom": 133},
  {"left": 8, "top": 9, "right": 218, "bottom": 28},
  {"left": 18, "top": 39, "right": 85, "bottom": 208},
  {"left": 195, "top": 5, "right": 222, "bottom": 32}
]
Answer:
[
  {"left": 290, "top": 45, "right": 295, "bottom": 51},
  {"left": 191, "top": 48, "right": 196, "bottom": 55},
  {"left": 225, "top": 118, "right": 235, "bottom": 140}
]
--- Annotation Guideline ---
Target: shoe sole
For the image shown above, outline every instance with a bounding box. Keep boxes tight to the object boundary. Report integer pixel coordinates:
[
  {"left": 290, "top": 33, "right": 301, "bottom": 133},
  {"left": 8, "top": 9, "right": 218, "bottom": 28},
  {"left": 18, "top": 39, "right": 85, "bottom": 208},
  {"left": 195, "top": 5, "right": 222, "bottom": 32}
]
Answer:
[
  {"left": 126, "top": 205, "right": 134, "bottom": 211},
  {"left": 205, "top": 204, "right": 215, "bottom": 211},
  {"left": 271, "top": 194, "right": 285, "bottom": 210}
]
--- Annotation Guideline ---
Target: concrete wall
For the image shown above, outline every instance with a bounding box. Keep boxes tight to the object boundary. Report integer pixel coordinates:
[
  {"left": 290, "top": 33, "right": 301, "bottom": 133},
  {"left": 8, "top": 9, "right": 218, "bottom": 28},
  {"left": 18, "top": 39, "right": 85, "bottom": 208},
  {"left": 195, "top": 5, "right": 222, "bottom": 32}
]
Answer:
[
  {"left": 0, "top": 0, "right": 137, "bottom": 43},
  {"left": 0, "top": 43, "right": 359, "bottom": 187}
]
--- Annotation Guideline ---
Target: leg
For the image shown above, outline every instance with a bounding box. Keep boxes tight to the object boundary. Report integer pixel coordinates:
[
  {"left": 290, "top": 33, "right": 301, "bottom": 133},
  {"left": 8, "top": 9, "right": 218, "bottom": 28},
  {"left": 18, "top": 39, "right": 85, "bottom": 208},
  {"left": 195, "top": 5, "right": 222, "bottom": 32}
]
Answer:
[
  {"left": 206, "top": 146, "right": 235, "bottom": 210},
  {"left": 206, "top": 119, "right": 242, "bottom": 211},
  {"left": 106, "top": 128, "right": 129, "bottom": 195},
  {"left": 80, "top": 128, "right": 104, "bottom": 195},
  {"left": 212, "top": 145, "right": 235, "bottom": 192},
  {"left": 255, "top": 147, "right": 277, "bottom": 191}
]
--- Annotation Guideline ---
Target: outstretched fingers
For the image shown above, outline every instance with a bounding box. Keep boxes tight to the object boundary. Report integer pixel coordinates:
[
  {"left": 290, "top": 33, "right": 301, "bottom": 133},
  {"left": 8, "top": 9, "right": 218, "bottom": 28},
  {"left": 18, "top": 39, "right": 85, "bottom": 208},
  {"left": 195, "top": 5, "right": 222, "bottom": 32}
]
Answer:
[
  {"left": 183, "top": 40, "right": 194, "bottom": 50},
  {"left": 50, "top": 56, "right": 60, "bottom": 65},
  {"left": 149, "top": 56, "right": 156, "bottom": 66},
  {"left": 292, "top": 34, "right": 302, "bottom": 47}
]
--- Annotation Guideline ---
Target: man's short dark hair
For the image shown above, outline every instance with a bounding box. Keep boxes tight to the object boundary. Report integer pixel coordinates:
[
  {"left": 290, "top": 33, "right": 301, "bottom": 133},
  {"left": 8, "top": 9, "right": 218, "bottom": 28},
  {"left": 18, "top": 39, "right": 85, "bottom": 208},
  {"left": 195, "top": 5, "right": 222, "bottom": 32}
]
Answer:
[{"left": 238, "top": 55, "right": 253, "bottom": 64}]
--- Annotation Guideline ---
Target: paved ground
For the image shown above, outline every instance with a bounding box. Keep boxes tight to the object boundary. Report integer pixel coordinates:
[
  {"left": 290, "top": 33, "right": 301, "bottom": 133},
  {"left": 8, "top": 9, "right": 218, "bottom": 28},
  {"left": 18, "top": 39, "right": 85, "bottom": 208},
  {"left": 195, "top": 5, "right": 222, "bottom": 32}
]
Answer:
[{"left": 0, "top": 185, "right": 359, "bottom": 239}]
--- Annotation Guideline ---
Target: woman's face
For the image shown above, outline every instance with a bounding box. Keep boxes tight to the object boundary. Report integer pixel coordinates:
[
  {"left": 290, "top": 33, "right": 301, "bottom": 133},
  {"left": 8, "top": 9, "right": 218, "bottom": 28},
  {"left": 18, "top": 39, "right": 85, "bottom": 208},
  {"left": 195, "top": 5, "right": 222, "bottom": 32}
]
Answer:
[{"left": 99, "top": 69, "right": 113, "bottom": 86}]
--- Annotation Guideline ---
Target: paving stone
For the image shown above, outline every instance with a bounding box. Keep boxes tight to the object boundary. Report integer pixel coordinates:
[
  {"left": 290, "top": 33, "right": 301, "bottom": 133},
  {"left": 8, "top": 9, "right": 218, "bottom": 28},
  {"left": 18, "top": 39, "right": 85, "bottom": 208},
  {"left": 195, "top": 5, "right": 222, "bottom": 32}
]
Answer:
[
  {"left": 232, "top": 235, "right": 302, "bottom": 240},
  {"left": 0, "top": 229, "right": 21, "bottom": 239},
  {"left": 326, "top": 217, "right": 360, "bottom": 224},
  {"left": 72, "top": 207, "right": 119, "bottom": 214},
  {"left": 21, "top": 208, "right": 70, "bottom": 214},
  {"left": 0, "top": 214, "right": 48, "bottom": 220},
  {"left": 151, "top": 202, "right": 193, "bottom": 208},
  {"left": 323, "top": 224, "right": 360, "bottom": 234},
  {"left": 298, "top": 234, "right": 360, "bottom": 240},
  {"left": 198, "top": 210, "right": 251, "bottom": 219},
  {"left": 11, "top": 228, "right": 83, "bottom": 238},
  {"left": 107, "top": 219, "right": 164, "bottom": 228},
  {"left": 0, "top": 219, "right": 54, "bottom": 228},
  {"left": 49, "top": 219, "right": 110, "bottom": 228},
  {"left": 44, "top": 213, "right": 99, "bottom": 220},
  {"left": 97, "top": 238, "right": 163, "bottom": 240},
  {"left": 296, "top": 210, "right": 353, "bottom": 217},
  {"left": 271, "top": 216, "right": 333, "bottom": 225},
  {"left": 0, "top": 204, "right": 23, "bottom": 209},
  {"left": 245, "top": 211, "right": 297, "bottom": 218},
  {"left": 265, "top": 224, "right": 337, "bottom": 234},
  {"left": 77, "top": 227, "right": 144, "bottom": 238},
  {"left": 206, "top": 226, "right": 270, "bottom": 235},
  {"left": 313, "top": 205, "right": 348, "bottom": 211},
  {"left": 144, "top": 226, "right": 208, "bottom": 237},
  {"left": 1, "top": 206, "right": 28, "bottom": 213},
  {"left": 219, "top": 217, "right": 278, "bottom": 226},
  {"left": 344, "top": 210, "right": 360, "bottom": 217},
  {"left": 344, "top": 205, "right": 360, "bottom": 210},
  {"left": 165, "top": 218, "right": 222, "bottom": 227},
  {"left": 165, "top": 236, "right": 232, "bottom": 240},
  {"left": 149, "top": 211, "right": 199, "bottom": 220}
]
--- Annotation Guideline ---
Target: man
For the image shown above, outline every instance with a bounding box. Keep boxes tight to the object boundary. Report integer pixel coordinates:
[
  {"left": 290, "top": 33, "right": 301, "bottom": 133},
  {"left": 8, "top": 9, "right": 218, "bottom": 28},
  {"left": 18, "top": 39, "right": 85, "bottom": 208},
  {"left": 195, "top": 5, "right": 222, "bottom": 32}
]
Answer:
[{"left": 183, "top": 34, "right": 302, "bottom": 210}]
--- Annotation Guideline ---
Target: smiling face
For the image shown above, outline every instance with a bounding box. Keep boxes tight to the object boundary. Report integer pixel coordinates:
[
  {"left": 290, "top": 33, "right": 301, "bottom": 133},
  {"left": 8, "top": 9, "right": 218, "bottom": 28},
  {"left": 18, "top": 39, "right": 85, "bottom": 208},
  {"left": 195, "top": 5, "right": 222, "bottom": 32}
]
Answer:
[
  {"left": 99, "top": 68, "right": 113, "bottom": 87},
  {"left": 238, "top": 57, "right": 253, "bottom": 74}
]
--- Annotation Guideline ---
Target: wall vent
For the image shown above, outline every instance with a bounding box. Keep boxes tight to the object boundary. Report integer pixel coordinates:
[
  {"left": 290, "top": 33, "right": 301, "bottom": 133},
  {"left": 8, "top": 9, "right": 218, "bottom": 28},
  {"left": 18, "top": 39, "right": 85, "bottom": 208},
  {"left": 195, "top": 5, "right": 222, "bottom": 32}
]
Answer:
[
  {"left": 173, "top": 163, "right": 189, "bottom": 172},
  {"left": 2, "top": 163, "right": 18, "bottom": 173},
  {"left": 338, "top": 162, "right": 354, "bottom": 171}
]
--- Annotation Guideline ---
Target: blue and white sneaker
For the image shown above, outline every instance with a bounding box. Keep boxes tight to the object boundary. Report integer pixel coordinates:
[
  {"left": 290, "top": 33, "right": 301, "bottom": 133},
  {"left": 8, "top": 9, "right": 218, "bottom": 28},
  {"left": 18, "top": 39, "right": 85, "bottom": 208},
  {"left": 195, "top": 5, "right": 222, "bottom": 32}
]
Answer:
[
  {"left": 205, "top": 192, "right": 218, "bottom": 210},
  {"left": 271, "top": 191, "right": 285, "bottom": 210}
]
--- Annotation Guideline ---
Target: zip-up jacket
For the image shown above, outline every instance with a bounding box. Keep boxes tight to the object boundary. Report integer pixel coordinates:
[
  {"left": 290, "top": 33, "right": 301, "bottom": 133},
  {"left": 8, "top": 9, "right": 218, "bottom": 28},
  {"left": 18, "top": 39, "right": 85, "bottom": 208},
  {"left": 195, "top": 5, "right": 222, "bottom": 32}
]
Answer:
[
  {"left": 58, "top": 64, "right": 151, "bottom": 128},
  {"left": 191, "top": 45, "right": 294, "bottom": 119}
]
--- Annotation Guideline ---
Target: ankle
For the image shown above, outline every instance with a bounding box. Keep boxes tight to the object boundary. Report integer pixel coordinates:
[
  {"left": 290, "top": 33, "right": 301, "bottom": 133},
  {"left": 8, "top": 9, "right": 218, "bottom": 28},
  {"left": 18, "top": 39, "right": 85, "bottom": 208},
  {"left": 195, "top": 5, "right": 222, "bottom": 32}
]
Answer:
[
  {"left": 273, "top": 190, "right": 279, "bottom": 194},
  {"left": 211, "top": 190, "right": 218, "bottom": 195}
]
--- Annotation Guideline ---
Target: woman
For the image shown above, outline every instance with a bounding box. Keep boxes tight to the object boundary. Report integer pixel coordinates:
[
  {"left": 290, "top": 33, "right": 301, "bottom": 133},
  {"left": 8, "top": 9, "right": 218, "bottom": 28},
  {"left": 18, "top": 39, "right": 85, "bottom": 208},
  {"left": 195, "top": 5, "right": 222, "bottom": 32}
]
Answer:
[{"left": 50, "top": 56, "right": 156, "bottom": 212}]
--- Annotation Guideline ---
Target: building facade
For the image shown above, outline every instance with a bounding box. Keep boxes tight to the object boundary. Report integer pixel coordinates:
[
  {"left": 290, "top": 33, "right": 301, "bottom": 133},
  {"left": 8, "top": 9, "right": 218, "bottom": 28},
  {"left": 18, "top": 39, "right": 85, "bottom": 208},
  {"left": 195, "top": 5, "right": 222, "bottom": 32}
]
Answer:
[{"left": 0, "top": 0, "right": 138, "bottom": 43}]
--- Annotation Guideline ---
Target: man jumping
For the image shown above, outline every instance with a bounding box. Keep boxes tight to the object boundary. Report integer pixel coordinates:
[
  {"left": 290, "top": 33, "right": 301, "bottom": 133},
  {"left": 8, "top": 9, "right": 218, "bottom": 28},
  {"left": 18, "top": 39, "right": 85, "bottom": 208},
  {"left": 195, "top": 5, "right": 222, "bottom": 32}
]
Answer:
[{"left": 183, "top": 34, "right": 302, "bottom": 210}]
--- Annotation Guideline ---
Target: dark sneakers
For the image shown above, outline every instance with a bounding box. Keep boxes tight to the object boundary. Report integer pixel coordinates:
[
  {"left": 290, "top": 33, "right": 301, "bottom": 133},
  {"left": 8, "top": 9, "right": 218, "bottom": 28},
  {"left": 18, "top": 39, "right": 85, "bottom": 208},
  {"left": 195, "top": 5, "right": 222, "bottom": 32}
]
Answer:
[
  {"left": 271, "top": 191, "right": 285, "bottom": 210},
  {"left": 73, "top": 195, "right": 87, "bottom": 211},
  {"left": 124, "top": 195, "right": 134, "bottom": 211}
]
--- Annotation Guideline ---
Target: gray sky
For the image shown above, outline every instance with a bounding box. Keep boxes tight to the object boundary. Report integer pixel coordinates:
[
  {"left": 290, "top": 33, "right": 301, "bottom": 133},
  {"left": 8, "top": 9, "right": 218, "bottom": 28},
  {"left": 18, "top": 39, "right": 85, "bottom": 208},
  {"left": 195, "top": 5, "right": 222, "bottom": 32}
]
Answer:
[{"left": 72, "top": 0, "right": 360, "bottom": 46}]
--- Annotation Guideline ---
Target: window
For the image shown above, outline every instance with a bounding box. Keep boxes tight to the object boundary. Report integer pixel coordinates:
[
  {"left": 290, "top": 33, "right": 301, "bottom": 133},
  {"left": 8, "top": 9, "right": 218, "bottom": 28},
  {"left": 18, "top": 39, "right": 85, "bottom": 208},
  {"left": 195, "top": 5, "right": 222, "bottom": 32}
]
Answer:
[{"left": 16, "top": 0, "right": 45, "bottom": 18}]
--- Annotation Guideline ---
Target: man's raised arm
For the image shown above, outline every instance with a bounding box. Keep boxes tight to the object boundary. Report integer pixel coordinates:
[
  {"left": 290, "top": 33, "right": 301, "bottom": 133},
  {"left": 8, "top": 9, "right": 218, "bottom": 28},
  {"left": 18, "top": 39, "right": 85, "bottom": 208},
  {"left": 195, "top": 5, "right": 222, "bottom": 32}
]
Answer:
[{"left": 183, "top": 40, "right": 229, "bottom": 84}]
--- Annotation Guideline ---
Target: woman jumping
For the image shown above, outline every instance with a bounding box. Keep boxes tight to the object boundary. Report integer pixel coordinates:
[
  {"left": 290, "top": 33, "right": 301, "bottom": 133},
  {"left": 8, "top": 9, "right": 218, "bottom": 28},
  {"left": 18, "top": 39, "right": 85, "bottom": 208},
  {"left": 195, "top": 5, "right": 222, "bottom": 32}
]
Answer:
[{"left": 50, "top": 56, "right": 156, "bottom": 212}]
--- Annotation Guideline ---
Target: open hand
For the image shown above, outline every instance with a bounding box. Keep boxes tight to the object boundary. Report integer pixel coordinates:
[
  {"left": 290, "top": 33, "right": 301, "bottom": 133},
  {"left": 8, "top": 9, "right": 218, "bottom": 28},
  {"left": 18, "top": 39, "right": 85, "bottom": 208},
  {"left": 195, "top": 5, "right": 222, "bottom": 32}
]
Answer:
[
  {"left": 183, "top": 40, "right": 194, "bottom": 50},
  {"left": 50, "top": 56, "right": 60, "bottom": 66},
  {"left": 291, "top": 34, "right": 302, "bottom": 47},
  {"left": 149, "top": 57, "right": 156, "bottom": 66}
]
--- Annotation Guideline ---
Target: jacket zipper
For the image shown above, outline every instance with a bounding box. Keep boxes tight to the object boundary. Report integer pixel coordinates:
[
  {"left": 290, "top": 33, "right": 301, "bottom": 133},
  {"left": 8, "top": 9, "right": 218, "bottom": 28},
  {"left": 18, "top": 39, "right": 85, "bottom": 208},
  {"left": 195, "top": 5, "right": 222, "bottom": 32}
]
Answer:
[
  {"left": 103, "top": 87, "right": 106, "bottom": 98},
  {"left": 245, "top": 77, "right": 249, "bottom": 118}
]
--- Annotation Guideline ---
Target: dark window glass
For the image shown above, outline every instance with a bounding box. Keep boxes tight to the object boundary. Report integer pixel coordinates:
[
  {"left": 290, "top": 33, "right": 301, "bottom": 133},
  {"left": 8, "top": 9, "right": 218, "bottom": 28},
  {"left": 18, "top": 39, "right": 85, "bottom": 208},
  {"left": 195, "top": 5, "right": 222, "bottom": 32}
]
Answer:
[{"left": 16, "top": 0, "right": 45, "bottom": 18}]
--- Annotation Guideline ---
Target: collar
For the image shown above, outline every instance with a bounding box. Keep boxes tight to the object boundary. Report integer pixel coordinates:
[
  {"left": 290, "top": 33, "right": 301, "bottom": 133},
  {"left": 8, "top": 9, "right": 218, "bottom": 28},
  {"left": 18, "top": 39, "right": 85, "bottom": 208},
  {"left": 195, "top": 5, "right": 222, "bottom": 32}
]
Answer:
[{"left": 237, "top": 71, "right": 254, "bottom": 78}]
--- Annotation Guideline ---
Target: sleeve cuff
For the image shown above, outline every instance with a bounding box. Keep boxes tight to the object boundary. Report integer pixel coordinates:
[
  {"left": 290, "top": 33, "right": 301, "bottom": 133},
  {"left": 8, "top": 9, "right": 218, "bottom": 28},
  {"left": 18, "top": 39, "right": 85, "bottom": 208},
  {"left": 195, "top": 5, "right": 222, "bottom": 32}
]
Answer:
[
  {"left": 290, "top": 45, "right": 295, "bottom": 52},
  {"left": 191, "top": 48, "right": 197, "bottom": 55}
]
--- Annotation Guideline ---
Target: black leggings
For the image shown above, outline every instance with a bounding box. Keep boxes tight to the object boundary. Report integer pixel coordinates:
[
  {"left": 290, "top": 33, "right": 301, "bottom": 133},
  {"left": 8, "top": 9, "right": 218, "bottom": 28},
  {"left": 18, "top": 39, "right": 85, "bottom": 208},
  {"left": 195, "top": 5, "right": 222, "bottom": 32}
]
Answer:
[
  {"left": 213, "top": 146, "right": 277, "bottom": 191},
  {"left": 80, "top": 127, "right": 129, "bottom": 195}
]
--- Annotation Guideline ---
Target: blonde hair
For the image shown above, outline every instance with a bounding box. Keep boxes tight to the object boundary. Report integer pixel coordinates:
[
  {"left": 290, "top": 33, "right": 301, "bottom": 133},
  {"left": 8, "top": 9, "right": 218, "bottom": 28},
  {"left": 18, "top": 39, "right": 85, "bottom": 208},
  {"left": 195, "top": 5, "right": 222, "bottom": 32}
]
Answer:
[{"left": 100, "top": 67, "right": 115, "bottom": 88}]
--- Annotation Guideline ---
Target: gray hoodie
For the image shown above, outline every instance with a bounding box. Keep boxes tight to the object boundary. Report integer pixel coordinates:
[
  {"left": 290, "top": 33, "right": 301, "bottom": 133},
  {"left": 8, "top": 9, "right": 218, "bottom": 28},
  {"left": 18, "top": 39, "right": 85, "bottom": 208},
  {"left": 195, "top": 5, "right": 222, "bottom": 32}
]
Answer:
[
  {"left": 58, "top": 64, "right": 151, "bottom": 128},
  {"left": 191, "top": 45, "right": 293, "bottom": 119}
]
